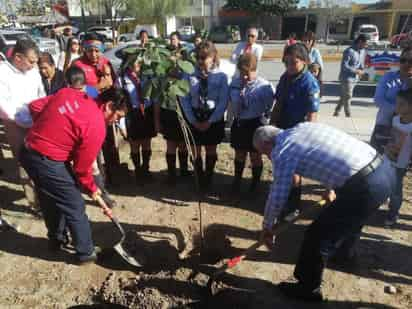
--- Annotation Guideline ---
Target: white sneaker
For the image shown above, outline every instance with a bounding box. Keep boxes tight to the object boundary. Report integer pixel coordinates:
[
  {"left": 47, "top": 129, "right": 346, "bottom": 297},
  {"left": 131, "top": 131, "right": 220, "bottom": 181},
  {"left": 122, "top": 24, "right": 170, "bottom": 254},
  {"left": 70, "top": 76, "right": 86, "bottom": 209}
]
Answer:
[{"left": 284, "top": 210, "right": 301, "bottom": 222}]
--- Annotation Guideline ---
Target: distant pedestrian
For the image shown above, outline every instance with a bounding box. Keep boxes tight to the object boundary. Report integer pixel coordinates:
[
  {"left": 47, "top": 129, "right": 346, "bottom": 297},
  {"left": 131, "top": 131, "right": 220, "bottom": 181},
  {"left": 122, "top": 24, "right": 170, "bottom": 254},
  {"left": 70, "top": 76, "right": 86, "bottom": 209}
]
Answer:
[
  {"left": 57, "top": 27, "right": 73, "bottom": 52},
  {"left": 229, "top": 54, "right": 275, "bottom": 193},
  {"left": 370, "top": 46, "right": 412, "bottom": 153},
  {"left": 231, "top": 27, "right": 263, "bottom": 64},
  {"left": 285, "top": 32, "right": 297, "bottom": 47},
  {"left": 302, "top": 31, "right": 323, "bottom": 85},
  {"left": 57, "top": 37, "right": 81, "bottom": 72},
  {"left": 138, "top": 30, "right": 150, "bottom": 47},
  {"left": 333, "top": 34, "right": 368, "bottom": 117}
]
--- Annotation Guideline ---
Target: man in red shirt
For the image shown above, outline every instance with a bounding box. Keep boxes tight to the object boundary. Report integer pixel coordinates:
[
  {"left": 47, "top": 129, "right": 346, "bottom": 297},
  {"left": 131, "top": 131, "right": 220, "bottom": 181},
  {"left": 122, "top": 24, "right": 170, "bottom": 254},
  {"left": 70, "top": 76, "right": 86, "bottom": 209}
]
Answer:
[
  {"left": 72, "top": 32, "right": 118, "bottom": 205},
  {"left": 20, "top": 67, "right": 127, "bottom": 264}
]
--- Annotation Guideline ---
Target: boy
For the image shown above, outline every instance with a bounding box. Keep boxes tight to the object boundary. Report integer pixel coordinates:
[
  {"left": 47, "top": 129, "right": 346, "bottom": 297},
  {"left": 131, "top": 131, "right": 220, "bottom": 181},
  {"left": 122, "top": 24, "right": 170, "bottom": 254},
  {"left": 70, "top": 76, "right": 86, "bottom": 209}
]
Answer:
[{"left": 384, "top": 88, "right": 412, "bottom": 226}]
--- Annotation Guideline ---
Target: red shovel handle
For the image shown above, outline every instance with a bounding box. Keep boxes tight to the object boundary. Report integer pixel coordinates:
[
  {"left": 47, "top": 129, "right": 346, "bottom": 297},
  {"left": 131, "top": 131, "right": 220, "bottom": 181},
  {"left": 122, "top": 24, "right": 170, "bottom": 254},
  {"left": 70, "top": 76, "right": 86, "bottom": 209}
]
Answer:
[{"left": 95, "top": 195, "right": 113, "bottom": 219}]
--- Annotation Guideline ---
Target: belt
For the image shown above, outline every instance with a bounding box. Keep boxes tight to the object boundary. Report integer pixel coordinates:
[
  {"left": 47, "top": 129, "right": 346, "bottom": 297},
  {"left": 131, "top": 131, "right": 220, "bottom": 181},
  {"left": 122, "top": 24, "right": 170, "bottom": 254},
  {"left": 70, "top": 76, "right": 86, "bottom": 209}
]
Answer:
[
  {"left": 24, "top": 144, "right": 57, "bottom": 162},
  {"left": 345, "top": 153, "right": 383, "bottom": 186}
]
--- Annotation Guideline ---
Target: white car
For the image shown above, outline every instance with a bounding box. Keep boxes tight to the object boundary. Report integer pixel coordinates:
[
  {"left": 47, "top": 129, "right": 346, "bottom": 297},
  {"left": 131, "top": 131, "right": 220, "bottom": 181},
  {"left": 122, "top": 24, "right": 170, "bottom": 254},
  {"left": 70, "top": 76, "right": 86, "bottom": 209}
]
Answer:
[
  {"left": 0, "top": 30, "right": 60, "bottom": 63},
  {"left": 355, "top": 24, "right": 379, "bottom": 43},
  {"left": 87, "top": 25, "right": 117, "bottom": 41}
]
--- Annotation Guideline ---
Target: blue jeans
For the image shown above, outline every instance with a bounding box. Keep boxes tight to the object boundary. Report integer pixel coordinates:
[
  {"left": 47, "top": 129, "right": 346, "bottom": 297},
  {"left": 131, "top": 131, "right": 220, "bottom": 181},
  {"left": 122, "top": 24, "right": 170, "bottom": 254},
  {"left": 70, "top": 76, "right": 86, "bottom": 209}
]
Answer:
[
  {"left": 294, "top": 159, "right": 395, "bottom": 290},
  {"left": 20, "top": 147, "right": 94, "bottom": 257},
  {"left": 388, "top": 167, "right": 406, "bottom": 220}
]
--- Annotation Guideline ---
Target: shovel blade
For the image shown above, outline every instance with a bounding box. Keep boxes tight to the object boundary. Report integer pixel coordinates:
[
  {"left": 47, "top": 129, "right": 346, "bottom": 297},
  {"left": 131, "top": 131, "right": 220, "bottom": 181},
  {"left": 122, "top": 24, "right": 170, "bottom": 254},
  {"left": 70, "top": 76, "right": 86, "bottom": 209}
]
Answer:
[{"left": 113, "top": 243, "right": 144, "bottom": 268}]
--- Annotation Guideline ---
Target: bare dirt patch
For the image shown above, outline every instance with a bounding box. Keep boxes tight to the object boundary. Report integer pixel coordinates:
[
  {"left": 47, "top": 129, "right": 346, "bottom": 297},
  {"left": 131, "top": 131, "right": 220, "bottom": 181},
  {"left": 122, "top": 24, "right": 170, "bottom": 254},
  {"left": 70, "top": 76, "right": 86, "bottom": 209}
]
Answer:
[{"left": 1, "top": 137, "right": 411, "bottom": 309}]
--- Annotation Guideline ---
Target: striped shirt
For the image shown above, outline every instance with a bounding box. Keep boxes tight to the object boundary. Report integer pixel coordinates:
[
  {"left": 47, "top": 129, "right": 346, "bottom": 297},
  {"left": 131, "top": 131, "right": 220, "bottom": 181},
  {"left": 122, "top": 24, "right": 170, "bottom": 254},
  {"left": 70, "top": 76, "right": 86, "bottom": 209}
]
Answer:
[{"left": 264, "top": 122, "right": 376, "bottom": 229}]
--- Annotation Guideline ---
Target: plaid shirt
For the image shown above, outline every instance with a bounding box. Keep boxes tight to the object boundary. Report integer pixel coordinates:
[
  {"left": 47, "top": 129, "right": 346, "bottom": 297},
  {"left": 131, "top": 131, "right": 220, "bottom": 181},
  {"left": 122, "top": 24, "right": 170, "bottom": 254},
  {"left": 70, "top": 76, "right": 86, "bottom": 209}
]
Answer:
[{"left": 264, "top": 122, "right": 376, "bottom": 229}]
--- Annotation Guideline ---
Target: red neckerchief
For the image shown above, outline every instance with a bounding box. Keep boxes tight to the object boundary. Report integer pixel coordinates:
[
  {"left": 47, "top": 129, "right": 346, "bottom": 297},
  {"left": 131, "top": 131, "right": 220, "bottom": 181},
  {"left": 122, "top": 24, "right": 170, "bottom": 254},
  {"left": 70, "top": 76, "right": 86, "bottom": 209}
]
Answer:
[
  {"left": 126, "top": 68, "right": 145, "bottom": 116},
  {"left": 244, "top": 43, "right": 252, "bottom": 54}
]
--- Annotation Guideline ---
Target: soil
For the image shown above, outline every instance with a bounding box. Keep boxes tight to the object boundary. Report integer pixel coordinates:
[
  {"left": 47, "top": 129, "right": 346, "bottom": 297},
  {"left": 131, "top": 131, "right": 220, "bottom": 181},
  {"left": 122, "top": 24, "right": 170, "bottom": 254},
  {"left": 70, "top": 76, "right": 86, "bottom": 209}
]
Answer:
[{"left": 1, "top": 137, "right": 412, "bottom": 309}]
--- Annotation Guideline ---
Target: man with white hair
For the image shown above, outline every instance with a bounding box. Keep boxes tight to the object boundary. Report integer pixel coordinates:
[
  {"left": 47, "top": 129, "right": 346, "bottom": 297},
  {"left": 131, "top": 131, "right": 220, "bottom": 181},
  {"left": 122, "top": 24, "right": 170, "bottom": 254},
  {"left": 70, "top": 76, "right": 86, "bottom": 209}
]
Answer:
[
  {"left": 231, "top": 27, "right": 263, "bottom": 64},
  {"left": 253, "top": 122, "right": 395, "bottom": 301}
]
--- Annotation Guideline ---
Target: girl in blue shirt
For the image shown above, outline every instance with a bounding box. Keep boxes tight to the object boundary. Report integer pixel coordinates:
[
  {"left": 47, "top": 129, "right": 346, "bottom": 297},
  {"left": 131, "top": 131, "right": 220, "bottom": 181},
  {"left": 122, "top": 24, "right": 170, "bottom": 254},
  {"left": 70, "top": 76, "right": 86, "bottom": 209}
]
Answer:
[
  {"left": 117, "top": 53, "right": 156, "bottom": 184},
  {"left": 229, "top": 54, "right": 275, "bottom": 193},
  {"left": 181, "top": 41, "right": 229, "bottom": 188},
  {"left": 270, "top": 43, "right": 320, "bottom": 219}
]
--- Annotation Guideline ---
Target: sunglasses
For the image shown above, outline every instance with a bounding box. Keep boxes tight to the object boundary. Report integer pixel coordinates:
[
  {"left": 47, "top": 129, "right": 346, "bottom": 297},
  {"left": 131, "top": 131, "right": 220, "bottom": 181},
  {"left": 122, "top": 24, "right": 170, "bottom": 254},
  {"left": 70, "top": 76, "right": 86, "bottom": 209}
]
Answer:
[{"left": 400, "top": 57, "right": 412, "bottom": 65}]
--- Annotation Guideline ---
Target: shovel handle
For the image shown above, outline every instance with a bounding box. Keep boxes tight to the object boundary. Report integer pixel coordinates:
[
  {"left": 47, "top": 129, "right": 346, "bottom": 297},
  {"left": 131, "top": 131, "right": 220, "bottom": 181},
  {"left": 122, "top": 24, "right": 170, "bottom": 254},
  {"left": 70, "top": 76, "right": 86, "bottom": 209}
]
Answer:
[{"left": 95, "top": 195, "right": 113, "bottom": 219}]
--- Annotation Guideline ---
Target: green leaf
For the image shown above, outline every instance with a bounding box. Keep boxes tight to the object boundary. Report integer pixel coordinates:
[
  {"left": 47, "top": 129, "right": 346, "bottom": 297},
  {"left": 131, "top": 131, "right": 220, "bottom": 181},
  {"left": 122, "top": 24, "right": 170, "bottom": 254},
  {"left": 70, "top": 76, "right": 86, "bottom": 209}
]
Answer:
[
  {"left": 175, "top": 79, "right": 190, "bottom": 94},
  {"left": 177, "top": 60, "right": 194, "bottom": 74},
  {"left": 142, "top": 80, "right": 153, "bottom": 99}
]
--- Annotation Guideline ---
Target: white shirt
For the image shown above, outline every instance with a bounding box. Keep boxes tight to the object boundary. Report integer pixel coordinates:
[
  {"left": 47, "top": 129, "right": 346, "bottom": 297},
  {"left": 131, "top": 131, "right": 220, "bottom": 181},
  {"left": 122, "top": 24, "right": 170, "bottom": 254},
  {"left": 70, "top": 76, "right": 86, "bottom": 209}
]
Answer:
[
  {"left": 57, "top": 51, "right": 81, "bottom": 71},
  {"left": 388, "top": 116, "right": 412, "bottom": 169},
  {"left": 231, "top": 42, "right": 263, "bottom": 64},
  {"left": 0, "top": 60, "right": 45, "bottom": 121}
]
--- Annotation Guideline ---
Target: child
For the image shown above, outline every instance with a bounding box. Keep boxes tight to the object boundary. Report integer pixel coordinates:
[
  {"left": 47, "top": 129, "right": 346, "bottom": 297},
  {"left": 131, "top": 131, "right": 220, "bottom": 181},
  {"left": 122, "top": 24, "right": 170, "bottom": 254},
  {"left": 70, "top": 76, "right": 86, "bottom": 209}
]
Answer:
[
  {"left": 117, "top": 53, "right": 156, "bottom": 185},
  {"left": 229, "top": 53, "right": 275, "bottom": 193},
  {"left": 384, "top": 88, "right": 412, "bottom": 226},
  {"left": 308, "top": 63, "right": 321, "bottom": 81},
  {"left": 270, "top": 43, "right": 320, "bottom": 220},
  {"left": 181, "top": 41, "right": 229, "bottom": 189}
]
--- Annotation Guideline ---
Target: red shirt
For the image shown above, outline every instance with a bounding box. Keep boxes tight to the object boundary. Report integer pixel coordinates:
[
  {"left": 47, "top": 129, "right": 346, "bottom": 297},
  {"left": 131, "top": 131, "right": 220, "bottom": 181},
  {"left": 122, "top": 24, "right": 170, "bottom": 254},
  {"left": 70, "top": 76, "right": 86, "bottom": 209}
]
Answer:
[
  {"left": 26, "top": 87, "right": 106, "bottom": 194},
  {"left": 72, "top": 56, "right": 113, "bottom": 87}
]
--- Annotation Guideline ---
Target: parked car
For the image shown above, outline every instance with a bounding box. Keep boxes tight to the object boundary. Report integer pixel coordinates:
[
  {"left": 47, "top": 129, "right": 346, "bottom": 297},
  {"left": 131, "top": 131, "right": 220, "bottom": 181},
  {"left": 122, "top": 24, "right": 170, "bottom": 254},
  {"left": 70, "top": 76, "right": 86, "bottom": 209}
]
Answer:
[
  {"left": 119, "top": 24, "right": 159, "bottom": 43},
  {"left": 354, "top": 24, "right": 379, "bottom": 43},
  {"left": 178, "top": 25, "right": 195, "bottom": 41},
  {"left": 390, "top": 30, "right": 412, "bottom": 48},
  {"left": 0, "top": 29, "right": 60, "bottom": 63},
  {"left": 87, "top": 25, "right": 117, "bottom": 41},
  {"left": 209, "top": 25, "right": 241, "bottom": 43}
]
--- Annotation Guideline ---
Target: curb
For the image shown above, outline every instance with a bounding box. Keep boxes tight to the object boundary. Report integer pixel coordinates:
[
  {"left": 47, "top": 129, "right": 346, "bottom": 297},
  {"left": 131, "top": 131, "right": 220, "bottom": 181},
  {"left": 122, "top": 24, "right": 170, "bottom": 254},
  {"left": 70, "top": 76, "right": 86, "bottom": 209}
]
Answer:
[{"left": 217, "top": 48, "right": 342, "bottom": 62}]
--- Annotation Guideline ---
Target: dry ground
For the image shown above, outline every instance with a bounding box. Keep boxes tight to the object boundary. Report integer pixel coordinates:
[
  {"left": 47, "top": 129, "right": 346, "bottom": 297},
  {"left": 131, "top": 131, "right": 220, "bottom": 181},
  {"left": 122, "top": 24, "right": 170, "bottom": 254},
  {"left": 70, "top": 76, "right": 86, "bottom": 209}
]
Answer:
[{"left": 0, "top": 136, "right": 411, "bottom": 309}]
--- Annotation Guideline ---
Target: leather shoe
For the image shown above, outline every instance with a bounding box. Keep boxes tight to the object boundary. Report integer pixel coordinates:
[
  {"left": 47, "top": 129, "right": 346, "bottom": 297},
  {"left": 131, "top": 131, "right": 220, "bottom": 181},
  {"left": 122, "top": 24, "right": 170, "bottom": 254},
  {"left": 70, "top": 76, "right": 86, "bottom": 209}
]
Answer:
[
  {"left": 278, "top": 281, "right": 323, "bottom": 302},
  {"left": 76, "top": 246, "right": 102, "bottom": 265}
]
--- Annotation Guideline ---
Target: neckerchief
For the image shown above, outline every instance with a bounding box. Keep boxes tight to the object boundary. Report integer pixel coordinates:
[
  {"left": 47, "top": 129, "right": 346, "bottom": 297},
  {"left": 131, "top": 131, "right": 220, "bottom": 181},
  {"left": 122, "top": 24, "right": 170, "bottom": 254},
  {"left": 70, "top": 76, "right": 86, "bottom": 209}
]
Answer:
[{"left": 126, "top": 68, "right": 145, "bottom": 116}]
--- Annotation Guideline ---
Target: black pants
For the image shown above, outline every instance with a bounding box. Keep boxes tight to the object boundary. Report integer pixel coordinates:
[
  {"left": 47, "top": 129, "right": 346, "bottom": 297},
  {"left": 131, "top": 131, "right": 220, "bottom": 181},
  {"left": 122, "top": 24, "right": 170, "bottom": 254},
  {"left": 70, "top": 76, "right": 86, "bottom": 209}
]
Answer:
[
  {"left": 20, "top": 147, "right": 94, "bottom": 257},
  {"left": 294, "top": 160, "right": 395, "bottom": 289}
]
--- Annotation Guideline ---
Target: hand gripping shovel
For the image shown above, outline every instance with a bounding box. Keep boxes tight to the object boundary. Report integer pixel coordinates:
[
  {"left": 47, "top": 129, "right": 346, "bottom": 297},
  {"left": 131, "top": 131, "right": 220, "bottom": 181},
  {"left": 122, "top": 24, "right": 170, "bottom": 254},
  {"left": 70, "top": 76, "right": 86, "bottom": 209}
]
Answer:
[
  {"left": 95, "top": 195, "right": 143, "bottom": 268},
  {"left": 206, "top": 199, "right": 327, "bottom": 294}
]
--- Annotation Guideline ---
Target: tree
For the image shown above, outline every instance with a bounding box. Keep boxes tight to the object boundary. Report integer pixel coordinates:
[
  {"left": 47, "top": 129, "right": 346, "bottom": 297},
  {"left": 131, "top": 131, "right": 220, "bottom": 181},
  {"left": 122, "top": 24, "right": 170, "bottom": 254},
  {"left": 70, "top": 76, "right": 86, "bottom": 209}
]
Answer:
[
  {"left": 317, "top": 0, "right": 351, "bottom": 42},
  {"left": 223, "top": 0, "right": 299, "bottom": 17},
  {"left": 127, "top": 0, "right": 189, "bottom": 35}
]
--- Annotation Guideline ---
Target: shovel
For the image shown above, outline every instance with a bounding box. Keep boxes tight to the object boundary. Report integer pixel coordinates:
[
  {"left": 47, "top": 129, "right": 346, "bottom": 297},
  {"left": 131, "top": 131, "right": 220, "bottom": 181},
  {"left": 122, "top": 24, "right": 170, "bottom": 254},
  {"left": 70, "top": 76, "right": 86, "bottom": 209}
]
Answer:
[
  {"left": 0, "top": 216, "right": 19, "bottom": 232},
  {"left": 206, "top": 199, "right": 327, "bottom": 294},
  {"left": 95, "top": 195, "right": 143, "bottom": 268}
]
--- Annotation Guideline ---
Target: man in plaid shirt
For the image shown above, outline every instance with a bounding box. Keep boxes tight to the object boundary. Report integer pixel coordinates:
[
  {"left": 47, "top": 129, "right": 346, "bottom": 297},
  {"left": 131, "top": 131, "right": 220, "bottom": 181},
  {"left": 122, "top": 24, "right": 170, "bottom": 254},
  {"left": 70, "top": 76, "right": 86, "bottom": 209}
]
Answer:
[{"left": 253, "top": 122, "right": 395, "bottom": 301}]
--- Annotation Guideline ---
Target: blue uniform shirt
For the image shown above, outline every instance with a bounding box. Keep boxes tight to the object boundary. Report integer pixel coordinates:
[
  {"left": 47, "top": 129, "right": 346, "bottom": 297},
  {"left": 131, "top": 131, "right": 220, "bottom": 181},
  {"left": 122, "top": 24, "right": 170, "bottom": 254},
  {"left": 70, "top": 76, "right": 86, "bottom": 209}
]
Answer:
[
  {"left": 275, "top": 69, "right": 320, "bottom": 129},
  {"left": 181, "top": 67, "right": 229, "bottom": 125},
  {"left": 116, "top": 74, "right": 152, "bottom": 110},
  {"left": 229, "top": 76, "right": 275, "bottom": 121},
  {"left": 374, "top": 70, "right": 410, "bottom": 126}
]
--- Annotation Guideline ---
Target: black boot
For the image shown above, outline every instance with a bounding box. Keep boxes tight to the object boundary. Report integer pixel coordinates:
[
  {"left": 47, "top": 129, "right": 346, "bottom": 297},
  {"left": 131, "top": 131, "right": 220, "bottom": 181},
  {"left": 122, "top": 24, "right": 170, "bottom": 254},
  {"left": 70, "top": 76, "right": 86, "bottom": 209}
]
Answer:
[
  {"left": 194, "top": 157, "right": 204, "bottom": 189},
  {"left": 141, "top": 150, "right": 153, "bottom": 180},
  {"left": 93, "top": 174, "right": 117, "bottom": 208},
  {"left": 178, "top": 150, "right": 191, "bottom": 177},
  {"left": 166, "top": 153, "right": 177, "bottom": 185},
  {"left": 231, "top": 160, "right": 245, "bottom": 193},
  {"left": 130, "top": 152, "right": 142, "bottom": 184},
  {"left": 204, "top": 154, "right": 217, "bottom": 188},
  {"left": 249, "top": 165, "right": 263, "bottom": 193}
]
